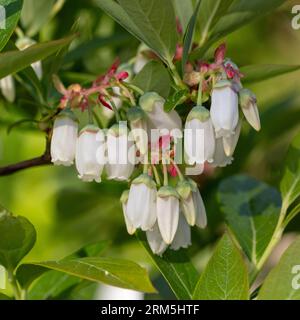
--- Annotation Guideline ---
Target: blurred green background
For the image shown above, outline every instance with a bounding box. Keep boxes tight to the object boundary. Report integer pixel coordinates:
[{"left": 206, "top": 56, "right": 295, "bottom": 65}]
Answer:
[{"left": 0, "top": 0, "right": 300, "bottom": 299}]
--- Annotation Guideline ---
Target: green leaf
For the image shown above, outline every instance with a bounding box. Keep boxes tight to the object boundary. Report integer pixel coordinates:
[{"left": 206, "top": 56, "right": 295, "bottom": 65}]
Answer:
[
  {"left": 172, "top": 0, "right": 194, "bottom": 33},
  {"left": 94, "top": 0, "right": 151, "bottom": 52},
  {"left": 21, "top": 0, "right": 55, "bottom": 37},
  {"left": 118, "top": 0, "right": 177, "bottom": 63},
  {"left": 64, "top": 34, "right": 131, "bottom": 63},
  {"left": 132, "top": 61, "right": 171, "bottom": 99},
  {"left": 16, "top": 264, "right": 47, "bottom": 290},
  {"left": 258, "top": 237, "right": 300, "bottom": 300},
  {"left": 191, "top": 0, "right": 285, "bottom": 59},
  {"left": 137, "top": 230, "right": 199, "bottom": 299},
  {"left": 241, "top": 64, "right": 300, "bottom": 84},
  {"left": 197, "top": 0, "right": 234, "bottom": 47},
  {"left": 0, "top": 35, "right": 75, "bottom": 79},
  {"left": 280, "top": 133, "right": 300, "bottom": 211},
  {"left": 16, "top": 241, "right": 109, "bottom": 299},
  {"left": 4, "top": 41, "right": 44, "bottom": 102},
  {"left": 164, "top": 88, "right": 189, "bottom": 112},
  {"left": 0, "top": 293, "right": 12, "bottom": 300},
  {"left": 193, "top": 233, "right": 249, "bottom": 300},
  {"left": 218, "top": 175, "right": 281, "bottom": 266},
  {"left": 21, "top": 257, "right": 156, "bottom": 293},
  {"left": 0, "top": 0, "right": 23, "bottom": 52},
  {"left": 182, "top": 0, "right": 201, "bottom": 73},
  {"left": 27, "top": 270, "right": 80, "bottom": 300},
  {"left": 0, "top": 207, "right": 36, "bottom": 271}
]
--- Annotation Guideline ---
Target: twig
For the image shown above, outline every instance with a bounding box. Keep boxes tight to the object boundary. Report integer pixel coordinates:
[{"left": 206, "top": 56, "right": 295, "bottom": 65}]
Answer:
[{"left": 0, "top": 139, "right": 52, "bottom": 177}]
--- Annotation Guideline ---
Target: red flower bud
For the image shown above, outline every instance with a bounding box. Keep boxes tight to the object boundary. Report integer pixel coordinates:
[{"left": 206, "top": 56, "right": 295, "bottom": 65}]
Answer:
[
  {"left": 214, "top": 43, "right": 226, "bottom": 64},
  {"left": 98, "top": 95, "right": 112, "bottom": 110}
]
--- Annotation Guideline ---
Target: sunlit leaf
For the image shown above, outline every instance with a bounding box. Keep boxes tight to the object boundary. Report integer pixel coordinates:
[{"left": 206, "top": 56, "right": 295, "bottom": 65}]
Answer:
[
  {"left": 258, "top": 236, "right": 300, "bottom": 300},
  {"left": 20, "top": 257, "right": 156, "bottom": 293},
  {"left": 193, "top": 233, "right": 249, "bottom": 300}
]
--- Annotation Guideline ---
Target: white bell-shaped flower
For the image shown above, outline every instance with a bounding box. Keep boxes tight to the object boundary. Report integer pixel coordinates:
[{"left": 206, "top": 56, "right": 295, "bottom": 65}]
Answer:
[
  {"left": 0, "top": 75, "right": 15, "bottom": 102},
  {"left": 120, "top": 190, "right": 136, "bottom": 235},
  {"left": 106, "top": 123, "right": 135, "bottom": 181},
  {"left": 177, "top": 178, "right": 207, "bottom": 228},
  {"left": 210, "top": 80, "right": 239, "bottom": 138},
  {"left": 192, "top": 186, "right": 207, "bottom": 228},
  {"left": 184, "top": 106, "right": 215, "bottom": 165},
  {"left": 170, "top": 213, "right": 191, "bottom": 250},
  {"left": 239, "top": 88, "right": 261, "bottom": 131},
  {"left": 222, "top": 120, "right": 242, "bottom": 157},
  {"left": 50, "top": 109, "right": 78, "bottom": 166},
  {"left": 146, "top": 222, "right": 168, "bottom": 256},
  {"left": 126, "top": 174, "right": 157, "bottom": 231},
  {"left": 211, "top": 137, "right": 233, "bottom": 167},
  {"left": 156, "top": 186, "right": 180, "bottom": 244},
  {"left": 127, "top": 107, "right": 148, "bottom": 155},
  {"left": 75, "top": 125, "right": 105, "bottom": 182},
  {"left": 139, "top": 92, "right": 182, "bottom": 138},
  {"left": 16, "top": 37, "right": 43, "bottom": 79}
]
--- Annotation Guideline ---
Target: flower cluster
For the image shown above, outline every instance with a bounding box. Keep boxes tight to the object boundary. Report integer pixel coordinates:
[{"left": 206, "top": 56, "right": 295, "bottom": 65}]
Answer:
[{"left": 48, "top": 42, "right": 260, "bottom": 256}]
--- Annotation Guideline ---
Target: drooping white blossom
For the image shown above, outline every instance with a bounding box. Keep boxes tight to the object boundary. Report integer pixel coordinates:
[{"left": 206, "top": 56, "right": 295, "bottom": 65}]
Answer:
[
  {"left": 127, "top": 107, "right": 148, "bottom": 155},
  {"left": 170, "top": 213, "right": 191, "bottom": 250},
  {"left": 133, "top": 44, "right": 150, "bottom": 74},
  {"left": 156, "top": 186, "right": 180, "bottom": 244},
  {"left": 222, "top": 120, "right": 242, "bottom": 157},
  {"left": 0, "top": 75, "right": 15, "bottom": 102},
  {"left": 16, "top": 37, "right": 43, "bottom": 79},
  {"left": 211, "top": 137, "right": 233, "bottom": 168},
  {"left": 106, "top": 123, "right": 135, "bottom": 181},
  {"left": 239, "top": 88, "right": 261, "bottom": 131},
  {"left": 139, "top": 92, "right": 182, "bottom": 137},
  {"left": 177, "top": 179, "right": 207, "bottom": 228},
  {"left": 146, "top": 222, "right": 168, "bottom": 256},
  {"left": 126, "top": 174, "right": 157, "bottom": 231},
  {"left": 210, "top": 80, "right": 239, "bottom": 138},
  {"left": 50, "top": 109, "right": 78, "bottom": 166},
  {"left": 184, "top": 106, "right": 215, "bottom": 165},
  {"left": 120, "top": 190, "right": 136, "bottom": 235},
  {"left": 75, "top": 125, "right": 105, "bottom": 182}
]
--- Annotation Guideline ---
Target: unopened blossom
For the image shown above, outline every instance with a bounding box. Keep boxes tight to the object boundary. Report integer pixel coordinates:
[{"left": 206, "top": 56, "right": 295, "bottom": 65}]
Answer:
[
  {"left": 176, "top": 179, "right": 207, "bottom": 228},
  {"left": 139, "top": 92, "right": 182, "bottom": 139},
  {"left": 127, "top": 107, "right": 148, "bottom": 155},
  {"left": 75, "top": 125, "right": 105, "bottom": 182},
  {"left": 210, "top": 80, "right": 239, "bottom": 138},
  {"left": 106, "top": 123, "right": 135, "bottom": 181},
  {"left": 170, "top": 213, "right": 191, "bottom": 250},
  {"left": 126, "top": 173, "right": 157, "bottom": 231},
  {"left": 211, "top": 137, "right": 233, "bottom": 167},
  {"left": 156, "top": 186, "right": 180, "bottom": 244},
  {"left": 16, "top": 37, "right": 42, "bottom": 79},
  {"left": 223, "top": 120, "right": 242, "bottom": 157},
  {"left": 0, "top": 75, "right": 15, "bottom": 102},
  {"left": 120, "top": 190, "right": 136, "bottom": 235},
  {"left": 184, "top": 106, "right": 215, "bottom": 165},
  {"left": 239, "top": 88, "right": 261, "bottom": 131},
  {"left": 50, "top": 109, "right": 78, "bottom": 166},
  {"left": 146, "top": 222, "right": 168, "bottom": 256}
]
